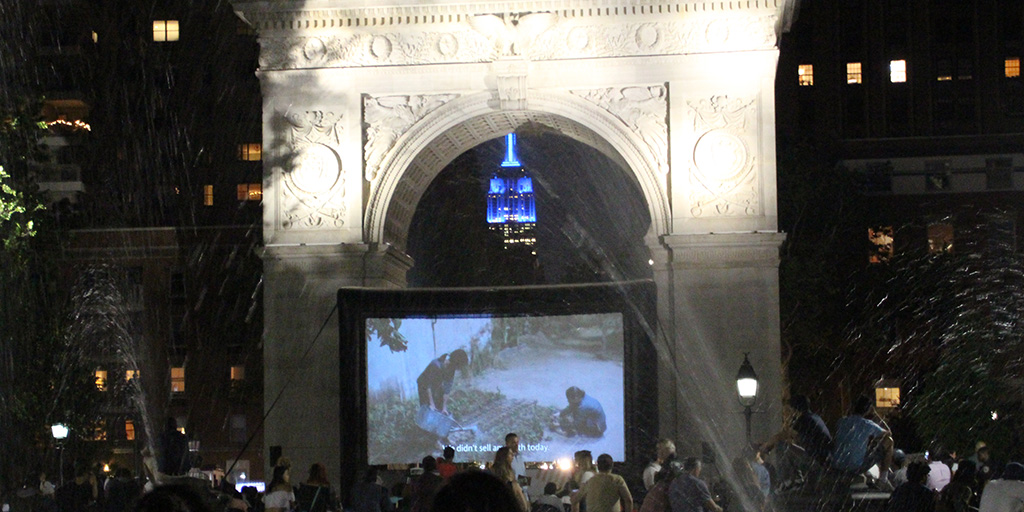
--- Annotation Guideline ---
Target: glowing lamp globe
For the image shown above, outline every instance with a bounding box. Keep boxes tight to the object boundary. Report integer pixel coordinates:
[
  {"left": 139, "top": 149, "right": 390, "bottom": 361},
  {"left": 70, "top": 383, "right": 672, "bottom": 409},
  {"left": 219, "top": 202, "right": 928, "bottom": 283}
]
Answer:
[
  {"left": 736, "top": 354, "right": 758, "bottom": 407},
  {"left": 51, "top": 424, "right": 69, "bottom": 440}
]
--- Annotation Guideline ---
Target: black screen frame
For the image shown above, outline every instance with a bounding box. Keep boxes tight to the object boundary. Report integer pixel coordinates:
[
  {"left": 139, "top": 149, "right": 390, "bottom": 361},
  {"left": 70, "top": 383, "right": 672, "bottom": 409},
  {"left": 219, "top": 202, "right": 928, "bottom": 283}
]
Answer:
[{"left": 338, "top": 280, "right": 658, "bottom": 489}]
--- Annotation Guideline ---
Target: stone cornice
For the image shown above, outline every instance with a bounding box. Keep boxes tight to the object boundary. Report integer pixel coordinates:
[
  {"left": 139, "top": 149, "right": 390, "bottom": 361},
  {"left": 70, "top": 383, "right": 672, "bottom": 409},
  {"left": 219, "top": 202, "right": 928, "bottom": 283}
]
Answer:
[
  {"left": 661, "top": 231, "right": 787, "bottom": 268},
  {"left": 236, "top": 0, "right": 788, "bottom": 70},
  {"left": 236, "top": 1, "right": 787, "bottom": 27}
]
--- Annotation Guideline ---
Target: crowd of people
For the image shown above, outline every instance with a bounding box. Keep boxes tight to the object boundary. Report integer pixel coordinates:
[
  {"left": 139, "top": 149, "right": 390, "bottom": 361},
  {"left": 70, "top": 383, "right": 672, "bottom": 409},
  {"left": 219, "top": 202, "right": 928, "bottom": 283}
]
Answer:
[
  {"left": 9, "top": 396, "right": 1024, "bottom": 512},
  {"left": 751, "top": 393, "right": 1024, "bottom": 512}
]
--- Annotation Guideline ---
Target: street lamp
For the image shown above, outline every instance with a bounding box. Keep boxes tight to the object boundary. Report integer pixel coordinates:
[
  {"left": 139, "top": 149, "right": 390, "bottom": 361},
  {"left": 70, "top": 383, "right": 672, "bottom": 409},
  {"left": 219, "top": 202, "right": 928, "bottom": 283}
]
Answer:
[
  {"left": 736, "top": 354, "right": 759, "bottom": 444},
  {"left": 51, "top": 424, "right": 68, "bottom": 487}
]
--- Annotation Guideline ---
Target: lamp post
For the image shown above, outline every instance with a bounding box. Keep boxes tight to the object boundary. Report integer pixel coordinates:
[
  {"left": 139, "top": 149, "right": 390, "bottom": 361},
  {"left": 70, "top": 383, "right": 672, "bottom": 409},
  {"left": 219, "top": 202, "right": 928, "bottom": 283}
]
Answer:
[
  {"left": 736, "top": 354, "right": 759, "bottom": 444},
  {"left": 51, "top": 424, "right": 69, "bottom": 487}
]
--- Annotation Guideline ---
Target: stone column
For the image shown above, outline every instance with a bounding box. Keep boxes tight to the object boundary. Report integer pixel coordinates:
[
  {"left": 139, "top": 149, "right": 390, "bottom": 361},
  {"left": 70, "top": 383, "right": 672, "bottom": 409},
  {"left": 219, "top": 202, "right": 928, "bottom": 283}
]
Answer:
[
  {"left": 659, "top": 232, "right": 786, "bottom": 463},
  {"left": 261, "top": 243, "right": 411, "bottom": 487}
]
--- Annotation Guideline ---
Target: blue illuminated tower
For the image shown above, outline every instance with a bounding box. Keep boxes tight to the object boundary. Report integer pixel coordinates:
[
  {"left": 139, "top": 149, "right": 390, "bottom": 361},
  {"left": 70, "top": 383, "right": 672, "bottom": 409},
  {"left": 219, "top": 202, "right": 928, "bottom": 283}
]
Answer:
[{"left": 486, "top": 133, "right": 537, "bottom": 247}]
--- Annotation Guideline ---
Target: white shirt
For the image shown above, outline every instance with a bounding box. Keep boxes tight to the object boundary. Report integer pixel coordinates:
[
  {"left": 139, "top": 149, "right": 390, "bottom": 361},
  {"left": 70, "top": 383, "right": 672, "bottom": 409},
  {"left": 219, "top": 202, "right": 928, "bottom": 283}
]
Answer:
[
  {"left": 264, "top": 489, "right": 295, "bottom": 510},
  {"left": 642, "top": 463, "right": 661, "bottom": 490},
  {"left": 979, "top": 479, "right": 1024, "bottom": 512},
  {"left": 927, "top": 461, "right": 951, "bottom": 492}
]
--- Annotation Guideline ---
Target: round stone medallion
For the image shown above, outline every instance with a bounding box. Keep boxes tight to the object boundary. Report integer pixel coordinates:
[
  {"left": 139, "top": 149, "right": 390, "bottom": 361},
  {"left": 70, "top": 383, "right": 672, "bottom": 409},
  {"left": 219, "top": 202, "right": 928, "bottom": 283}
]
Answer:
[
  {"left": 289, "top": 143, "right": 341, "bottom": 195},
  {"left": 438, "top": 33, "right": 458, "bottom": 57},
  {"left": 635, "top": 25, "right": 659, "bottom": 49},
  {"left": 370, "top": 36, "right": 393, "bottom": 60},
  {"left": 303, "top": 38, "right": 326, "bottom": 62},
  {"left": 567, "top": 27, "right": 589, "bottom": 51},
  {"left": 693, "top": 130, "right": 749, "bottom": 183}
]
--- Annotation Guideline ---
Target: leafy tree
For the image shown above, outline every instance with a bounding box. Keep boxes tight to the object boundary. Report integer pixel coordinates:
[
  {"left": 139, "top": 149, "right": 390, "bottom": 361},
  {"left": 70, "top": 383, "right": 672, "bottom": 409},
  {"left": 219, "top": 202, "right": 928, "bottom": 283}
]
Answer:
[{"left": 0, "top": 100, "right": 104, "bottom": 490}]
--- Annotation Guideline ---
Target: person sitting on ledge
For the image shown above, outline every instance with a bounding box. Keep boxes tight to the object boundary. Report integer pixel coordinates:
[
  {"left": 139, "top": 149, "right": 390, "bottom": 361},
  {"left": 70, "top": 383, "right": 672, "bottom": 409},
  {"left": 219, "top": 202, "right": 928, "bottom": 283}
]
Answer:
[
  {"left": 830, "top": 395, "right": 894, "bottom": 490},
  {"left": 559, "top": 387, "right": 606, "bottom": 438}
]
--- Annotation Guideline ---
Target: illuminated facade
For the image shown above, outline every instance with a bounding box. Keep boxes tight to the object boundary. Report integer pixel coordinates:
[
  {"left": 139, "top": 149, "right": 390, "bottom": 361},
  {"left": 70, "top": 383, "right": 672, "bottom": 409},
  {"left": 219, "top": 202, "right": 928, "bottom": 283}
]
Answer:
[{"left": 487, "top": 133, "right": 537, "bottom": 247}]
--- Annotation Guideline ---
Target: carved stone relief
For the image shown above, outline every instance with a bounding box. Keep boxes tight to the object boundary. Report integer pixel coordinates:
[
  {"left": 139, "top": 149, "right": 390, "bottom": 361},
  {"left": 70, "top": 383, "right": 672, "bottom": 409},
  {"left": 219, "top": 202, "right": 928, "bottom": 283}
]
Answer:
[
  {"left": 493, "top": 59, "right": 530, "bottom": 110},
  {"left": 571, "top": 86, "right": 668, "bottom": 175},
  {"left": 466, "top": 12, "right": 559, "bottom": 58},
  {"left": 363, "top": 94, "right": 459, "bottom": 181},
  {"left": 281, "top": 111, "right": 347, "bottom": 229},
  {"left": 256, "top": 14, "right": 777, "bottom": 70},
  {"left": 685, "top": 96, "right": 759, "bottom": 217}
]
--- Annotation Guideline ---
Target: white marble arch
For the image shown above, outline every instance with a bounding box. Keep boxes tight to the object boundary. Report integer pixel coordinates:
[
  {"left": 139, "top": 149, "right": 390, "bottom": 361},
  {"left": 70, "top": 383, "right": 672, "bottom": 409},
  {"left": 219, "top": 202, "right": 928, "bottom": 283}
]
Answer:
[
  {"left": 235, "top": 0, "right": 798, "bottom": 491},
  {"left": 367, "top": 90, "right": 669, "bottom": 252}
]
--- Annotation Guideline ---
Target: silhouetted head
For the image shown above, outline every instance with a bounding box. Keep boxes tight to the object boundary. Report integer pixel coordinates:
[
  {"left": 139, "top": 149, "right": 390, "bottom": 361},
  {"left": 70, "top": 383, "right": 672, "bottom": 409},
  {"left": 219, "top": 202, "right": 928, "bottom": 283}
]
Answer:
[
  {"left": 431, "top": 470, "right": 521, "bottom": 512},
  {"left": 596, "top": 454, "right": 614, "bottom": 473},
  {"left": 907, "top": 461, "right": 930, "bottom": 485},
  {"left": 134, "top": 485, "right": 211, "bottom": 512},
  {"left": 448, "top": 350, "right": 468, "bottom": 369},
  {"left": 656, "top": 439, "right": 676, "bottom": 462},
  {"left": 789, "top": 395, "right": 810, "bottom": 413},
  {"left": 1003, "top": 463, "right": 1024, "bottom": 481},
  {"left": 543, "top": 483, "right": 557, "bottom": 495},
  {"left": 852, "top": 395, "right": 872, "bottom": 416},
  {"left": 683, "top": 457, "right": 701, "bottom": 475},
  {"left": 574, "top": 451, "right": 593, "bottom": 471},
  {"left": 443, "top": 446, "right": 455, "bottom": 461},
  {"left": 307, "top": 463, "right": 328, "bottom": 485},
  {"left": 566, "top": 387, "right": 585, "bottom": 406},
  {"left": 269, "top": 466, "right": 290, "bottom": 491},
  {"left": 422, "top": 455, "right": 438, "bottom": 473}
]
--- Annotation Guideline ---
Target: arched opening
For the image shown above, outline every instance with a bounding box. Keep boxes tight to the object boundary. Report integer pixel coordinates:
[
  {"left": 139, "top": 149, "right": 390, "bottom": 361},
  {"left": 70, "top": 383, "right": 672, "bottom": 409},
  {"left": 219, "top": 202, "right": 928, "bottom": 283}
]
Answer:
[{"left": 405, "top": 128, "right": 653, "bottom": 287}]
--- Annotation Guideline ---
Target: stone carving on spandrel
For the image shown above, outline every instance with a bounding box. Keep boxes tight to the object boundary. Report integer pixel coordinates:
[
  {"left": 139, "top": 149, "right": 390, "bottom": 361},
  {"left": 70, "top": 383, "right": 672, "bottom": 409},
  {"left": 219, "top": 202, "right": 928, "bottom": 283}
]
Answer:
[
  {"left": 685, "top": 96, "right": 759, "bottom": 218},
  {"left": 363, "top": 94, "right": 459, "bottom": 181},
  {"left": 571, "top": 86, "right": 668, "bottom": 175},
  {"left": 281, "top": 111, "right": 347, "bottom": 229}
]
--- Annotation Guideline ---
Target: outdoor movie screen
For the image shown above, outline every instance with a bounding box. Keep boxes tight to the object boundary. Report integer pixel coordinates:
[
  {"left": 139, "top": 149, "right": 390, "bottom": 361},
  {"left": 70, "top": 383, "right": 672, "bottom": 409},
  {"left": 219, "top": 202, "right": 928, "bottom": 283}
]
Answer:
[{"left": 365, "top": 312, "right": 624, "bottom": 465}]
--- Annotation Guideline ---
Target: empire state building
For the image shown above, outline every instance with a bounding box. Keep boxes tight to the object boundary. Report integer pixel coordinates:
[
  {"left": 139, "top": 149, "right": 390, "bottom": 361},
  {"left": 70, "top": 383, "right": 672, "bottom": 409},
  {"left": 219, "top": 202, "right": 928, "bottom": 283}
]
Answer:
[{"left": 486, "top": 133, "right": 537, "bottom": 248}]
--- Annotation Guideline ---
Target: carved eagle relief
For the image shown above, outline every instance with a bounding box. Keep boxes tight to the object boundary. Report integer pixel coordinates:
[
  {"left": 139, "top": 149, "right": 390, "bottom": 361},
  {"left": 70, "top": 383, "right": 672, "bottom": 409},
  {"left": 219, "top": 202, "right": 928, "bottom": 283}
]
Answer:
[{"left": 467, "top": 12, "right": 559, "bottom": 58}]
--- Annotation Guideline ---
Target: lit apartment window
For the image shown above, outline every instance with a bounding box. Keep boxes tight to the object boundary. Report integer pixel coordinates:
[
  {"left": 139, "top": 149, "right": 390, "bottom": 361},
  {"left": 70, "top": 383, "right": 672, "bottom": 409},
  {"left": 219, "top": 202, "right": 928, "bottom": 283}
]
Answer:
[
  {"left": 153, "top": 20, "right": 180, "bottom": 42},
  {"left": 237, "top": 184, "right": 262, "bottom": 201},
  {"left": 868, "top": 226, "right": 894, "bottom": 264},
  {"left": 231, "top": 365, "right": 245, "bottom": 382},
  {"left": 93, "top": 421, "right": 107, "bottom": 441},
  {"left": 927, "top": 223, "right": 954, "bottom": 254},
  {"left": 171, "top": 367, "right": 185, "bottom": 393},
  {"left": 890, "top": 60, "right": 907, "bottom": 83},
  {"left": 238, "top": 143, "right": 262, "bottom": 161},
  {"left": 95, "top": 370, "right": 108, "bottom": 391},
  {"left": 126, "top": 370, "right": 140, "bottom": 381},
  {"left": 847, "top": 62, "right": 863, "bottom": 84},
  {"left": 125, "top": 420, "right": 136, "bottom": 441},
  {"left": 203, "top": 185, "right": 213, "bottom": 206},
  {"left": 798, "top": 64, "right": 814, "bottom": 86},
  {"left": 1007, "top": 58, "right": 1021, "bottom": 78}
]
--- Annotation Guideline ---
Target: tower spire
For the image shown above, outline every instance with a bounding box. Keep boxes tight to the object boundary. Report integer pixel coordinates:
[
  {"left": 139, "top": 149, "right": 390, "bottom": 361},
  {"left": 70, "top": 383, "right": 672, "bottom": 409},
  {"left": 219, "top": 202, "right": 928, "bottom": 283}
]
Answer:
[{"left": 501, "top": 133, "right": 521, "bottom": 167}]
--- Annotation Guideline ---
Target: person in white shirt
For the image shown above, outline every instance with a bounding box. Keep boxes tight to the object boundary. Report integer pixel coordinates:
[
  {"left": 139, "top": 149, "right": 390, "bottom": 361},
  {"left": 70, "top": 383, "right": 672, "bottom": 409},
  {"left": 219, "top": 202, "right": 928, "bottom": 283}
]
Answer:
[
  {"left": 506, "top": 433, "right": 529, "bottom": 500},
  {"left": 926, "top": 448, "right": 952, "bottom": 492},
  {"left": 643, "top": 440, "right": 676, "bottom": 491},
  {"left": 979, "top": 462, "right": 1024, "bottom": 512}
]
